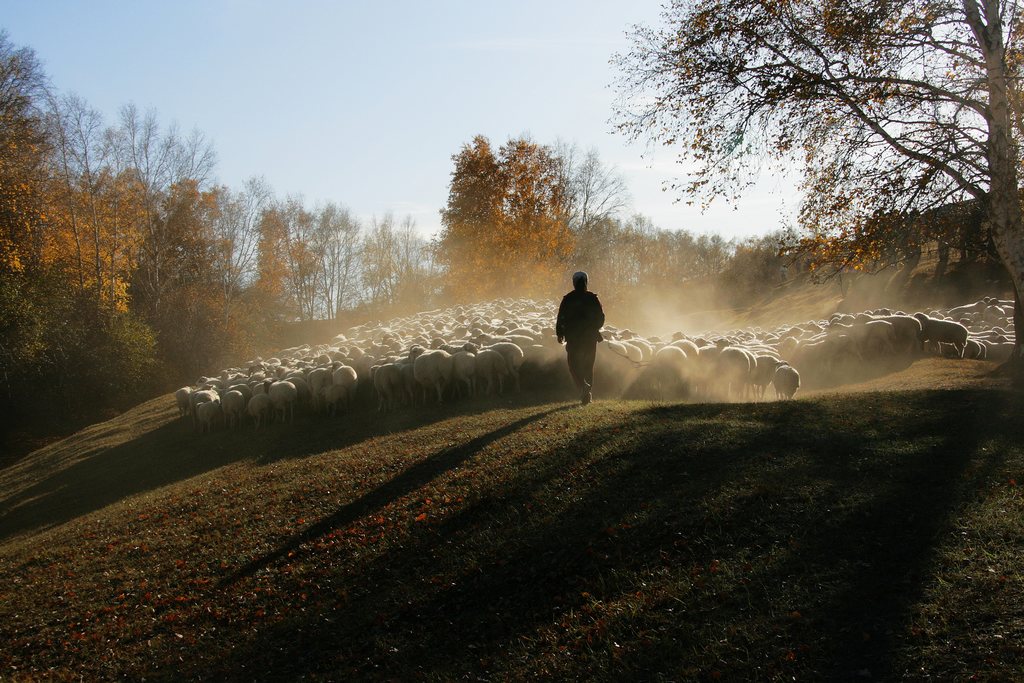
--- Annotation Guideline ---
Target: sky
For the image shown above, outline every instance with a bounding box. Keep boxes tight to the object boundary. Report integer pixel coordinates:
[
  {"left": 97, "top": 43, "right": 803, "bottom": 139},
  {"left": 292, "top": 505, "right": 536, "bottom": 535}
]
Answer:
[{"left": 3, "top": 0, "right": 798, "bottom": 240}]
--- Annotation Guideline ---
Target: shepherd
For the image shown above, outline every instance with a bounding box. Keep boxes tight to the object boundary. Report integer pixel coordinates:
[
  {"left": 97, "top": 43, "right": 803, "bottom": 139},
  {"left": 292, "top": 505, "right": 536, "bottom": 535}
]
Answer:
[{"left": 556, "top": 271, "right": 605, "bottom": 405}]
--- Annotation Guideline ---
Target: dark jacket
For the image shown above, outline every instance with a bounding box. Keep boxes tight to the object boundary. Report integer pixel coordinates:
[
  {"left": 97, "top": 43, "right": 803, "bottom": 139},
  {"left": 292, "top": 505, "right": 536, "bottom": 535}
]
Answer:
[{"left": 556, "top": 289, "right": 605, "bottom": 343}]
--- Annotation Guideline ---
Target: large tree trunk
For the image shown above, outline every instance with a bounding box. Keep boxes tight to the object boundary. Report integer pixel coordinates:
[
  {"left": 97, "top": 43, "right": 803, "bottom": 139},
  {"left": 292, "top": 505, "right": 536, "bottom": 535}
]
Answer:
[{"left": 975, "top": 0, "right": 1024, "bottom": 374}]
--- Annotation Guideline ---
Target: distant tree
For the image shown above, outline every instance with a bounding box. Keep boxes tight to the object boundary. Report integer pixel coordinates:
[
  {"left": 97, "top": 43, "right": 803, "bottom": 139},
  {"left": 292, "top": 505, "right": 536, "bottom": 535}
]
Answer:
[
  {"left": 554, "top": 141, "right": 631, "bottom": 233},
  {"left": 614, "top": 0, "right": 1024, "bottom": 363},
  {"left": 392, "top": 214, "right": 439, "bottom": 310},
  {"left": 276, "top": 197, "right": 319, "bottom": 321},
  {"left": 45, "top": 93, "right": 145, "bottom": 311},
  {"left": 253, "top": 201, "right": 292, "bottom": 320},
  {"left": 146, "top": 180, "right": 225, "bottom": 375},
  {"left": 362, "top": 214, "right": 399, "bottom": 307},
  {"left": 438, "top": 134, "right": 575, "bottom": 301},
  {"left": 0, "top": 32, "right": 49, "bottom": 274},
  {"left": 209, "top": 177, "right": 271, "bottom": 324},
  {"left": 315, "top": 202, "right": 363, "bottom": 319},
  {"left": 114, "top": 104, "right": 216, "bottom": 322}
]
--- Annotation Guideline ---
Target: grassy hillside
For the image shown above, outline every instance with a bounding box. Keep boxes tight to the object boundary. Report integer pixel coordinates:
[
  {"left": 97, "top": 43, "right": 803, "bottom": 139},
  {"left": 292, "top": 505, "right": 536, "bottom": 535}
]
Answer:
[{"left": 1, "top": 359, "right": 1021, "bottom": 680}]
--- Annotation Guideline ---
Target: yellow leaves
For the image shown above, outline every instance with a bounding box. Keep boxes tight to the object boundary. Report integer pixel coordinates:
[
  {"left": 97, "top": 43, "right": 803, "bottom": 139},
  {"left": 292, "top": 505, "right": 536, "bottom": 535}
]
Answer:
[{"left": 440, "top": 134, "right": 575, "bottom": 302}]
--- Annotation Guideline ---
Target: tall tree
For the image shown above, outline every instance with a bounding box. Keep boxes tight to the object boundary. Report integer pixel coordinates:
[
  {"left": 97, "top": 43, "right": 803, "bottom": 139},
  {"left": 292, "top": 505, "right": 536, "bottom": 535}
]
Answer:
[
  {"left": 315, "top": 202, "right": 362, "bottom": 319},
  {"left": 45, "top": 93, "right": 144, "bottom": 311},
  {"left": 614, "top": 0, "right": 1024, "bottom": 363},
  {"left": 438, "top": 134, "right": 575, "bottom": 301},
  {"left": 209, "top": 177, "right": 270, "bottom": 323},
  {"left": 554, "top": 140, "right": 631, "bottom": 233},
  {"left": 362, "top": 213, "right": 399, "bottom": 307},
  {"left": 0, "top": 32, "right": 48, "bottom": 274},
  {"left": 115, "top": 104, "right": 216, "bottom": 321}
]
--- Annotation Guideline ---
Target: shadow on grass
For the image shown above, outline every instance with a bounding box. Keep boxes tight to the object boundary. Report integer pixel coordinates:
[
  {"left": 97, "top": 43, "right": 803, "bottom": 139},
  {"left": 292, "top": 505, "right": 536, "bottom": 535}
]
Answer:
[
  {"left": 222, "top": 403, "right": 577, "bottom": 586},
  {"left": 0, "top": 387, "right": 574, "bottom": 544},
  {"left": 176, "top": 388, "right": 1021, "bottom": 680}
]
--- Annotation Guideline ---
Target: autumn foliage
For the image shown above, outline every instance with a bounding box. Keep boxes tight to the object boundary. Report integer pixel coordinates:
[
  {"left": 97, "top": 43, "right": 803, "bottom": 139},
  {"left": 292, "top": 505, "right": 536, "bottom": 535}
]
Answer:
[{"left": 438, "top": 135, "right": 575, "bottom": 302}]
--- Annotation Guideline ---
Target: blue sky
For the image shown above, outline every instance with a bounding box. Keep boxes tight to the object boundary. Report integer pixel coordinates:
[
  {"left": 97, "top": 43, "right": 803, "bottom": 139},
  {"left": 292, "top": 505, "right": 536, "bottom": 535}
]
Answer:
[{"left": 3, "top": 0, "right": 796, "bottom": 239}]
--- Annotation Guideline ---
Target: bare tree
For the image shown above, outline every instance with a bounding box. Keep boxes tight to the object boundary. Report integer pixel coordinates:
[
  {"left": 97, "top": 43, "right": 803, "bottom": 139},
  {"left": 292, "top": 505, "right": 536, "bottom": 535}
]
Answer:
[
  {"left": 315, "top": 202, "right": 363, "bottom": 319},
  {"left": 555, "top": 141, "right": 631, "bottom": 232},
  {"left": 362, "top": 214, "right": 398, "bottom": 307},
  {"left": 210, "top": 176, "right": 271, "bottom": 322}
]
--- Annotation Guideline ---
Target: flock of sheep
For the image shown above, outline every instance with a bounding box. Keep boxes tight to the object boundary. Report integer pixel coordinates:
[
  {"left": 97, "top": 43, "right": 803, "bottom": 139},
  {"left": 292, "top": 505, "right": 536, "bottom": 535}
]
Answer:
[{"left": 175, "top": 296, "right": 1017, "bottom": 433}]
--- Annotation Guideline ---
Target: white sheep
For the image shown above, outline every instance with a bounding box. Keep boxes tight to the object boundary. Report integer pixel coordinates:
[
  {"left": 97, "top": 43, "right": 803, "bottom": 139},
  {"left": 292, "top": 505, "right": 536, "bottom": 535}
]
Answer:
[
  {"left": 307, "top": 366, "right": 333, "bottom": 413},
  {"left": 247, "top": 393, "right": 273, "bottom": 430},
  {"left": 332, "top": 365, "right": 359, "bottom": 409},
  {"left": 474, "top": 348, "right": 509, "bottom": 395},
  {"left": 486, "top": 342, "right": 525, "bottom": 392},
  {"left": 222, "top": 389, "right": 247, "bottom": 429},
  {"left": 914, "top": 313, "right": 969, "bottom": 358},
  {"left": 413, "top": 349, "right": 454, "bottom": 403},
  {"left": 450, "top": 350, "right": 477, "bottom": 398},
  {"left": 174, "top": 387, "right": 192, "bottom": 418},
  {"left": 649, "top": 345, "right": 689, "bottom": 398},
  {"left": 772, "top": 364, "right": 800, "bottom": 399},
  {"left": 372, "top": 363, "right": 405, "bottom": 413},
  {"left": 268, "top": 380, "right": 298, "bottom": 424},
  {"left": 283, "top": 374, "right": 312, "bottom": 409},
  {"left": 716, "top": 346, "right": 753, "bottom": 400},
  {"left": 321, "top": 383, "right": 349, "bottom": 417},
  {"left": 227, "top": 383, "right": 253, "bottom": 404},
  {"left": 195, "top": 399, "right": 223, "bottom": 434},
  {"left": 189, "top": 388, "right": 219, "bottom": 431},
  {"left": 751, "top": 355, "right": 784, "bottom": 400}
]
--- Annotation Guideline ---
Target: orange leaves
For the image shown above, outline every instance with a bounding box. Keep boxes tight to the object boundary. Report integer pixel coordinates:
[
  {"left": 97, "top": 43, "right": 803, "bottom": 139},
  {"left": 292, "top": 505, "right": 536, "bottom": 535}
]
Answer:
[{"left": 439, "top": 134, "right": 575, "bottom": 302}]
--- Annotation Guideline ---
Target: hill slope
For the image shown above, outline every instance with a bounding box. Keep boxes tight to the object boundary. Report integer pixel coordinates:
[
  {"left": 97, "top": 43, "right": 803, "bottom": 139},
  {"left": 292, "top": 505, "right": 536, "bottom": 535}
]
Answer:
[{"left": 0, "top": 359, "right": 1021, "bottom": 680}]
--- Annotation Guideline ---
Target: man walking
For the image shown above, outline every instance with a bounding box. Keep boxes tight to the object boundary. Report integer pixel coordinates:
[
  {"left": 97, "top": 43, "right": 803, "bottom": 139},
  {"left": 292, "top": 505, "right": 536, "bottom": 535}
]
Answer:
[{"left": 555, "top": 271, "right": 605, "bottom": 405}]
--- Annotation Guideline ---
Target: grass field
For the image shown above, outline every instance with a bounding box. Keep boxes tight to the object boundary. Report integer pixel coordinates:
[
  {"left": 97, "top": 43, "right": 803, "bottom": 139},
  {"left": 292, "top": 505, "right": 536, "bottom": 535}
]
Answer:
[{"left": 0, "top": 359, "right": 1022, "bottom": 680}]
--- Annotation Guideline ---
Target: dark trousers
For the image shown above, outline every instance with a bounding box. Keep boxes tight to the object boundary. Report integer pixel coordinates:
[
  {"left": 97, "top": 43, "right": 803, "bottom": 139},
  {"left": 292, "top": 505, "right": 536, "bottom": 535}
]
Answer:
[{"left": 565, "top": 339, "right": 598, "bottom": 392}]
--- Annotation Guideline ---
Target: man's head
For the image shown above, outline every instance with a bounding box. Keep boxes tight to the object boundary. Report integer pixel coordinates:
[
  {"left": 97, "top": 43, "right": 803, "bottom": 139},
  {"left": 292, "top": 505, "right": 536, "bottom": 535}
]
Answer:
[{"left": 572, "top": 271, "right": 588, "bottom": 291}]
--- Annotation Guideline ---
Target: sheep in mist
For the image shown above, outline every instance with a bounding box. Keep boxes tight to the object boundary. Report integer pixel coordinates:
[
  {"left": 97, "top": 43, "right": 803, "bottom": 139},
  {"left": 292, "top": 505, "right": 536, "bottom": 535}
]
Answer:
[
  {"left": 487, "top": 342, "right": 525, "bottom": 392},
  {"left": 914, "top": 313, "right": 970, "bottom": 358},
  {"left": 321, "top": 383, "right": 350, "bottom": 417},
  {"left": 772, "top": 364, "right": 800, "bottom": 400},
  {"left": 247, "top": 393, "right": 273, "bottom": 430},
  {"left": 188, "top": 388, "right": 219, "bottom": 430},
  {"left": 222, "top": 389, "right": 247, "bottom": 429},
  {"left": 750, "top": 355, "right": 785, "bottom": 400},
  {"left": 716, "top": 346, "right": 753, "bottom": 400},
  {"left": 176, "top": 294, "right": 1012, "bottom": 436},
  {"left": 174, "top": 387, "right": 192, "bottom": 418},
  {"left": 869, "top": 314, "right": 922, "bottom": 354},
  {"left": 450, "top": 350, "right": 477, "bottom": 398},
  {"left": 307, "top": 366, "right": 333, "bottom": 413},
  {"left": 195, "top": 399, "right": 223, "bottom": 433},
  {"left": 645, "top": 345, "right": 690, "bottom": 398},
  {"left": 413, "top": 350, "right": 454, "bottom": 403},
  {"left": 372, "top": 363, "right": 406, "bottom": 414},
  {"left": 474, "top": 348, "right": 509, "bottom": 395},
  {"left": 268, "top": 380, "right": 298, "bottom": 424},
  {"left": 283, "top": 374, "right": 312, "bottom": 410},
  {"left": 332, "top": 365, "right": 359, "bottom": 409}
]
